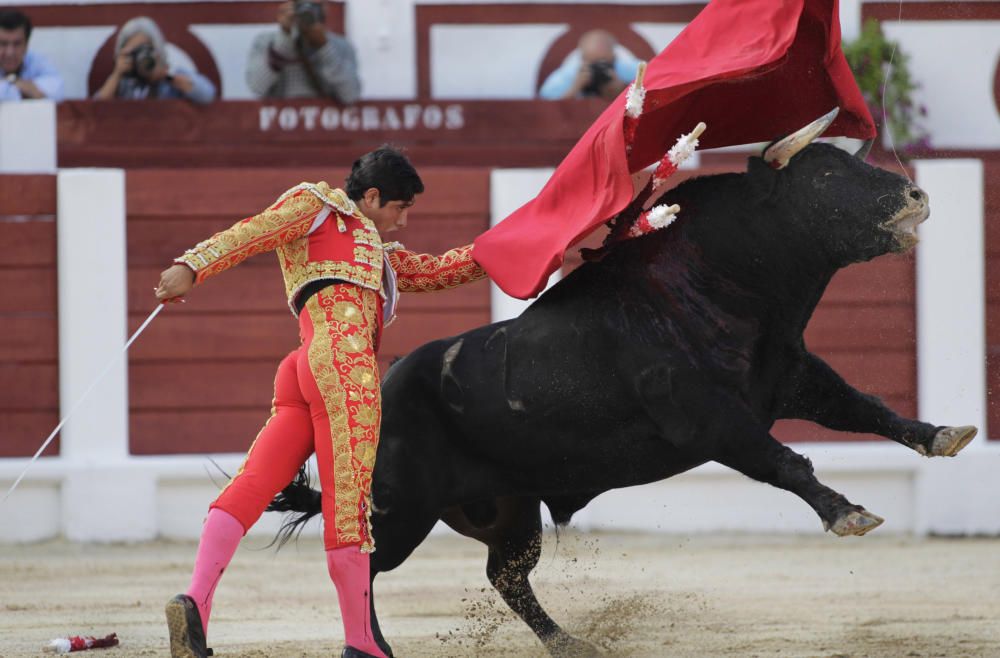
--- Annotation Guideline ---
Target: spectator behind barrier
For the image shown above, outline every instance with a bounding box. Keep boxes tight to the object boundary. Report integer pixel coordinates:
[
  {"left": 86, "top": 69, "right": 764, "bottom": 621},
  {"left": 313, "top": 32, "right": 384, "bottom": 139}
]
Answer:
[
  {"left": 94, "top": 16, "right": 215, "bottom": 105},
  {"left": 246, "top": 0, "right": 361, "bottom": 103},
  {"left": 0, "top": 9, "right": 64, "bottom": 101},
  {"left": 539, "top": 30, "right": 639, "bottom": 101}
]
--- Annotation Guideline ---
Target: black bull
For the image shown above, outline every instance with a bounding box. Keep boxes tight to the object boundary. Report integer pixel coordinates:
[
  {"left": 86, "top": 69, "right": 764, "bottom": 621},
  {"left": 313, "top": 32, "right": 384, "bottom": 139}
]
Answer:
[{"left": 273, "top": 142, "right": 977, "bottom": 657}]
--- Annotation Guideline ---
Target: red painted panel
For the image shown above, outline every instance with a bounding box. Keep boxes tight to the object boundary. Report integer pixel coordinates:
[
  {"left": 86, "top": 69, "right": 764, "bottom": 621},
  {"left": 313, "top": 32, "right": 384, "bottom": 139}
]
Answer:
[
  {"left": 0, "top": 175, "right": 57, "bottom": 214},
  {"left": 128, "top": 312, "right": 298, "bottom": 362},
  {"left": 821, "top": 351, "right": 916, "bottom": 400},
  {"left": 131, "top": 409, "right": 269, "bottom": 456},
  {"left": 986, "top": 157, "right": 1000, "bottom": 438},
  {"left": 0, "top": 269, "right": 56, "bottom": 314},
  {"left": 822, "top": 256, "right": 915, "bottom": 304},
  {"left": 2, "top": 221, "right": 57, "bottom": 267},
  {"left": 130, "top": 361, "right": 279, "bottom": 410},
  {"left": 865, "top": 2, "right": 1000, "bottom": 21},
  {"left": 0, "top": 318, "right": 58, "bottom": 363},
  {"left": 0, "top": 364, "right": 58, "bottom": 410},
  {"left": 805, "top": 305, "right": 914, "bottom": 351},
  {"left": 0, "top": 175, "right": 59, "bottom": 457},
  {"left": 0, "top": 412, "right": 60, "bottom": 458},
  {"left": 125, "top": 167, "right": 490, "bottom": 217}
]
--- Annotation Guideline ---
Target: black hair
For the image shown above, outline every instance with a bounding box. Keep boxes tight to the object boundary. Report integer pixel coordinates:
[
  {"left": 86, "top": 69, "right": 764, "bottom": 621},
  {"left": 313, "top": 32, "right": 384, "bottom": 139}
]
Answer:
[
  {"left": 345, "top": 145, "right": 424, "bottom": 206},
  {"left": 0, "top": 10, "right": 31, "bottom": 40}
]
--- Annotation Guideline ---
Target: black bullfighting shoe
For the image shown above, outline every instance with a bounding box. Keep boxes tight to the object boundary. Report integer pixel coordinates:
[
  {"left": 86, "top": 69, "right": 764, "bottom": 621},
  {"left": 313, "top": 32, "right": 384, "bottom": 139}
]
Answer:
[
  {"left": 165, "top": 594, "right": 213, "bottom": 658},
  {"left": 341, "top": 646, "right": 384, "bottom": 658}
]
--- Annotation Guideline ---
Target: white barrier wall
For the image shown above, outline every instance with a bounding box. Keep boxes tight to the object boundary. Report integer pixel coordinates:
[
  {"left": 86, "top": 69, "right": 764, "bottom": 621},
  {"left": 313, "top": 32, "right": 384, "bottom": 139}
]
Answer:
[{"left": 0, "top": 99, "right": 56, "bottom": 173}]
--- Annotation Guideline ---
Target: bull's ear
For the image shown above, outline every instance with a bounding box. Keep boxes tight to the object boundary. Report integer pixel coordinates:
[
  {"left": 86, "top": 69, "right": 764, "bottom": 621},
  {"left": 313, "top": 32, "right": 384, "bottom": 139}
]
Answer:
[{"left": 746, "top": 156, "right": 778, "bottom": 203}]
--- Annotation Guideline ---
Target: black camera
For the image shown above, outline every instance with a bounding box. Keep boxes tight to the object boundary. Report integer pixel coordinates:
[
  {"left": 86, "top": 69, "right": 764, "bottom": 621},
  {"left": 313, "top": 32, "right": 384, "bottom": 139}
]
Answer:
[
  {"left": 294, "top": 0, "right": 325, "bottom": 27},
  {"left": 582, "top": 60, "right": 615, "bottom": 96},
  {"left": 130, "top": 43, "right": 158, "bottom": 79}
]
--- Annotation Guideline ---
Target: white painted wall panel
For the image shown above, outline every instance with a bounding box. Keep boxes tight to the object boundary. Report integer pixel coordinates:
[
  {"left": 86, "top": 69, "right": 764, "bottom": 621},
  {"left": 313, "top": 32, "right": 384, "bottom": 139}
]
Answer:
[
  {"left": 0, "top": 100, "right": 56, "bottom": 173},
  {"left": 914, "top": 160, "right": 987, "bottom": 440},
  {"left": 630, "top": 22, "right": 684, "bottom": 53},
  {"left": 346, "top": 0, "right": 417, "bottom": 99},
  {"left": 883, "top": 22, "right": 1000, "bottom": 149},
  {"left": 189, "top": 24, "right": 271, "bottom": 100},
  {"left": 56, "top": 169, "right": 129, "bottom": 463},
  {"left": 430, "top": 24, "right": 567, "bottom": 99}
]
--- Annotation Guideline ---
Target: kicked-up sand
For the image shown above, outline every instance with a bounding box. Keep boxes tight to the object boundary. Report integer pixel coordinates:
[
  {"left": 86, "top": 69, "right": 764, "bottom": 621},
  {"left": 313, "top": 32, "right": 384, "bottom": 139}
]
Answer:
[{"left": 1, "top": 530, "right": 999, "bottom": 657}]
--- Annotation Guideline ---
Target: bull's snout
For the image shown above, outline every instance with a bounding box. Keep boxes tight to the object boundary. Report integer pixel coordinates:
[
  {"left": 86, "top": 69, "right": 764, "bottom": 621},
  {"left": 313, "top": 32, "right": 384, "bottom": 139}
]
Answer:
[
  {"left": 884, "top": 184, "right": 929, "bottom": 251},
  {"left": 905, "top": 185, "right": 928, "bottom": 209}
]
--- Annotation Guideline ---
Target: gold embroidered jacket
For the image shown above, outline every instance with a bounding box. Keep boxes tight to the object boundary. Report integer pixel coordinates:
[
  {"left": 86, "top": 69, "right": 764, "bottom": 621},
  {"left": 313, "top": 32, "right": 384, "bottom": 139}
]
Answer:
[{"left": 174, "top": 182, "right": 486, "bottom": 319}]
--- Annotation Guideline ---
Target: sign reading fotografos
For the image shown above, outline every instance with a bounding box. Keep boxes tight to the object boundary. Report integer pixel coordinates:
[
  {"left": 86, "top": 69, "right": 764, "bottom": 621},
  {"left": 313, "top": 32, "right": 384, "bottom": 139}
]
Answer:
[{"left": 259, "top": 104, "right": 465, "bottom": 132}]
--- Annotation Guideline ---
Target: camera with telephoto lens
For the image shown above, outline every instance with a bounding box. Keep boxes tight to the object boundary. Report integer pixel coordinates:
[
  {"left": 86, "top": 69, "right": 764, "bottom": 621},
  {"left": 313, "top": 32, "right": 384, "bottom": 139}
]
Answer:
[
  {"left": 294, "top": 0, "right": 325, "bottom": 27},
  {"left": 582, "top": 60, "right": 614, "bottom": 96},
  {"left": 130, "top": 43, "right": 158, "bottom": 79}
]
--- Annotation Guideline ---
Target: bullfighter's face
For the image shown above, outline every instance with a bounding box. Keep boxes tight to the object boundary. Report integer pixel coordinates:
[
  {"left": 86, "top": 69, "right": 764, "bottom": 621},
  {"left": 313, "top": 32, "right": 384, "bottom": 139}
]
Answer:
[{"left": 358, "top": 187, "right": 413, "bottom": 235}]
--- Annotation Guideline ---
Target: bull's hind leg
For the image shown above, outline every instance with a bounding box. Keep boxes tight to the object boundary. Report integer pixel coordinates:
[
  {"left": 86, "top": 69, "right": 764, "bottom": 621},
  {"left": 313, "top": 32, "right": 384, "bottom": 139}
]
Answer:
[
  {"left": 778, "top": 353, "right": 978, "bottom": 457},
  {"left": 443, "top": 497, "right": 599, "bottom": 657}
]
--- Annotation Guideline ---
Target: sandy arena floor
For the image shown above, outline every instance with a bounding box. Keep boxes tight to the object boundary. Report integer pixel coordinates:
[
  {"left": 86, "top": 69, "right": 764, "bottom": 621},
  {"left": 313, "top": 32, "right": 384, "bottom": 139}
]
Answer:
[{"left": 1, "top": 530, "right": 999, "bottom": 657}]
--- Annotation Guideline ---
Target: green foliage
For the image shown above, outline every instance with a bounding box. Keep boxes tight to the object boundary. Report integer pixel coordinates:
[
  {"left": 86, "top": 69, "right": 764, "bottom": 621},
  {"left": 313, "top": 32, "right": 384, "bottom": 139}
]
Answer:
[{"left": 843, "top": 18, "right": 929, "bottom": 154}]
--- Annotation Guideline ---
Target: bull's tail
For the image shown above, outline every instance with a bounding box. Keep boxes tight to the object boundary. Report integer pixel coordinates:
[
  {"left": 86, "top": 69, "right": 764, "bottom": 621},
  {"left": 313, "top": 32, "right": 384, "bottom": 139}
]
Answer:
[{"left": 266, "top": 465, "right": 323, "bottom": 549}]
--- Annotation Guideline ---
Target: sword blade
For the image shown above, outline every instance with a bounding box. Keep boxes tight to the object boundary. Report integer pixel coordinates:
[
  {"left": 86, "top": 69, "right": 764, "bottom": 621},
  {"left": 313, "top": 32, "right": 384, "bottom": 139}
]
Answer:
[{"left": 1, "top": 304, "right": 166, "bottom": 505}]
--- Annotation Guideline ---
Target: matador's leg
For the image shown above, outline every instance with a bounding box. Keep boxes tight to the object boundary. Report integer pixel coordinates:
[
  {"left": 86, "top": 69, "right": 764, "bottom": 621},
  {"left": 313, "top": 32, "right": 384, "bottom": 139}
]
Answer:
[
  {"left": 169, "top": 350, "right": 315, "bottom": 656},
  {"left": 299, "top": 284, "right": 387, "bottom": 658}
]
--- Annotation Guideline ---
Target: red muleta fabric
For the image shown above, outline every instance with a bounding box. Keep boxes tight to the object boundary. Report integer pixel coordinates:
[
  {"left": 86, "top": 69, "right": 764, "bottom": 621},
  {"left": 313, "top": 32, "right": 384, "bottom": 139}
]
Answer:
[{"left": 474, "top": 0, "right": 877, "bottom": 299}]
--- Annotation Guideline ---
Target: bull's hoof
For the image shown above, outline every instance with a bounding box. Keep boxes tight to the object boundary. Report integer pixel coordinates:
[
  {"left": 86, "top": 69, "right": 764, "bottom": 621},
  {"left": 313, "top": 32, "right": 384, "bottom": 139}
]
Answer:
[
  {"left": 544, "top": 633, "right": 602, "bottom": 658},
  {"left": 924, "top": 425, "right": 978, "bottom": 457},
  {"left": 825, "top": 509, "right": 884, "bottom": 537}
]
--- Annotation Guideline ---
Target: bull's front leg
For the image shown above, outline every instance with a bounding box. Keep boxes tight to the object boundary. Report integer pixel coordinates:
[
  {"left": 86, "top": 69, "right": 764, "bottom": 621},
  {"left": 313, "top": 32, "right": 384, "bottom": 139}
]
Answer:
[
  {"left": 707, "top": 405, "right": 884, "bottom": 537},
  {"left": 776, "top": 352, "right": 977, "bottom": 457},
  {"left": 635, "top": 367, "right": 883, "bottom": 535}
]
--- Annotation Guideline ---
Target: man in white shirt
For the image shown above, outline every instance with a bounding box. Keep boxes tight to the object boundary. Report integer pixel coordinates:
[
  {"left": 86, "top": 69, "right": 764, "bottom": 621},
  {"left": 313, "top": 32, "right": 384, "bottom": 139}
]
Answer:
[{"left": 0, "top": 9, "right": 64, "bottom": 101}]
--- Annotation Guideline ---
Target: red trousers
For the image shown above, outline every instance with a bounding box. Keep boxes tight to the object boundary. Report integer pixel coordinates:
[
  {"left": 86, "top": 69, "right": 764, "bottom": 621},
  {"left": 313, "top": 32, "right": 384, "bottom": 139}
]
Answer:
[{"left": 212, "top": 284, "right": 382, "bottom": 551}]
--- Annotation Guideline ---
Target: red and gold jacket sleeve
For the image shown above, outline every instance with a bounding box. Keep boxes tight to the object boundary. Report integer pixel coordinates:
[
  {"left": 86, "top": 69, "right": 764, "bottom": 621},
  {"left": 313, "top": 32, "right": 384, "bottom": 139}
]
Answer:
[
  {"left": 387, "top": 243, "right": 487, "bottom": 293},
  {"left": 174, "top": 185, "right": 326, "bottom": 285}
]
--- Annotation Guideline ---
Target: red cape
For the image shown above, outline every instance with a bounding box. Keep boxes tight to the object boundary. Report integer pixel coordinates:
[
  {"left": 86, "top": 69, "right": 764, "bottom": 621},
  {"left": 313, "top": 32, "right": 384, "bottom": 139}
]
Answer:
[{"left": 474, "top": 0, "right": 876, "bottom": 299}]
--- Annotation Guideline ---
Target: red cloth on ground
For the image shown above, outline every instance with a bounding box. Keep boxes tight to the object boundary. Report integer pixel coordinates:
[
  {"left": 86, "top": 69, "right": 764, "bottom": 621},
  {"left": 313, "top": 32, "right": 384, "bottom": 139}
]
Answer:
[{"left": 473, "top": 0, "right": 876, "bottom": 299}]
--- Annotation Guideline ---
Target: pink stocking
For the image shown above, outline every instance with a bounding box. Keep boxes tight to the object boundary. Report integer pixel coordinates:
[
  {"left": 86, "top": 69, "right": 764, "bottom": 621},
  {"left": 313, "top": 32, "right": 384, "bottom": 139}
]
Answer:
[
  {"left": 326, "top": 546, "right": 387, "bottom": 657},
  {"left": 185, "top": 507, "right": 245, "bottom": 635}
]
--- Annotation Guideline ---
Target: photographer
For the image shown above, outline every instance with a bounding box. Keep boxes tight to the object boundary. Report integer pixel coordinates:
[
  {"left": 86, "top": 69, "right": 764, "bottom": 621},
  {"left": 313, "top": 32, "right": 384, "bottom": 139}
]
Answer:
[
  {"left": 0, "top": 9, "right": 64, "bottom": 101},
  {"left": 539, "top": 29, "right": 639, "bottom": 101},
  {"left": 94, "top": 16, "right": 215, "bottom": 105},
  {"left": 246, "top": 0, "right": 360, "bottom": 102}
]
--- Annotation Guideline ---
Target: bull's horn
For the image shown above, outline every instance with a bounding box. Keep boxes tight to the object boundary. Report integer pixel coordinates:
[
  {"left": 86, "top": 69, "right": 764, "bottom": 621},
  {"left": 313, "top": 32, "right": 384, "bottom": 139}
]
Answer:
[
  {"left": 854, "top": 138, "right": 874, "bottom": 160},
  {"left": 762, "top": 107, "right": 840, "bottom": 169}
]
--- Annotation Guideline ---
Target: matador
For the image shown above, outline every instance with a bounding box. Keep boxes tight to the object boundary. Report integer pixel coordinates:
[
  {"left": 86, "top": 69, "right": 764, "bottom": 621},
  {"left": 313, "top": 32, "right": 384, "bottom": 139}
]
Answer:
[{"left": 156, "top": 147, "right": 486, "bottom": 658}]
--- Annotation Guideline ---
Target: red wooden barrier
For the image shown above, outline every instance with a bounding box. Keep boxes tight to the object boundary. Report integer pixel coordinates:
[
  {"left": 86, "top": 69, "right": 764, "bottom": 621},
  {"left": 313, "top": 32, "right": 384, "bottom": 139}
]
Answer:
[{"left": 0, "top": 175, "right": 59, "bottom": 457}]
